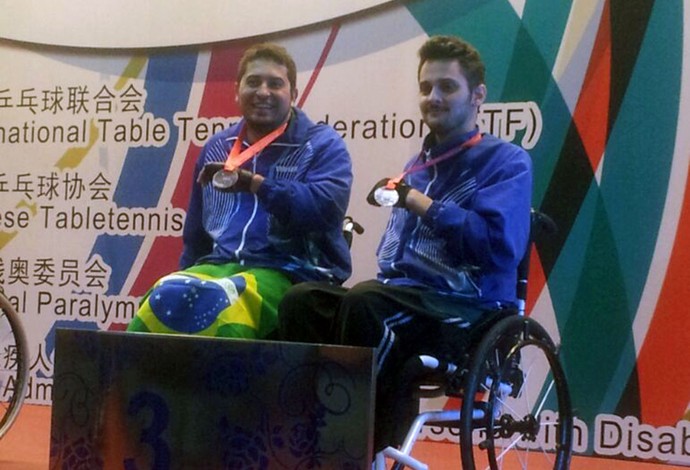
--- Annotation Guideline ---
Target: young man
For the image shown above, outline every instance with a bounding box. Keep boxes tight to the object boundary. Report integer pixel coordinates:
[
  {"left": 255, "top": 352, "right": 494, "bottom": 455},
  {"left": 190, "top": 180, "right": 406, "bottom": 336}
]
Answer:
[
  {"left": 128, "top": 43, "right": 353, "bottom": 339},
  {"left": 278, "top": 35, "right": 532, "bottom": 451}
]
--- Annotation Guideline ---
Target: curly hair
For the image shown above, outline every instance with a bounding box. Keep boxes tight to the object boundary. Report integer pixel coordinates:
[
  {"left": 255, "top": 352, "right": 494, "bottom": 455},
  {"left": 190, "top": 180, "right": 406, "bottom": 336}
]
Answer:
[{"left": 417, "top": 35, "right": 485, "bottom": 89}]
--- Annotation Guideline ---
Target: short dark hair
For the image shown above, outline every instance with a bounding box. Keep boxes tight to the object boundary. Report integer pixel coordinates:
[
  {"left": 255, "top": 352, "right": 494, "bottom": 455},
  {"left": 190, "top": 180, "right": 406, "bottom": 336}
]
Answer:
[
  {"left": 417, "top": 35, "right": 485, "bottom": 89},
  {"left": 237, "top": 43, "right": 297, "bottom": 92}
]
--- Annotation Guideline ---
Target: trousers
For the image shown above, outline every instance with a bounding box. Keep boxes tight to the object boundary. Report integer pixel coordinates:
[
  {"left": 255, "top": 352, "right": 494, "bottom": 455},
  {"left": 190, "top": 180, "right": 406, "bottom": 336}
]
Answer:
[{"left": 278, "top": 279, "right": 510, "bottom": 451}]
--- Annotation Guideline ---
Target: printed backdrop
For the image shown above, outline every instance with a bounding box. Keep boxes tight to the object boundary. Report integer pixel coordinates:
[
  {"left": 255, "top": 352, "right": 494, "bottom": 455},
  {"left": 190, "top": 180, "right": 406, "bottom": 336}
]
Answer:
[{"left": 1, "top": 0, "right": 689, "bottom": 465}]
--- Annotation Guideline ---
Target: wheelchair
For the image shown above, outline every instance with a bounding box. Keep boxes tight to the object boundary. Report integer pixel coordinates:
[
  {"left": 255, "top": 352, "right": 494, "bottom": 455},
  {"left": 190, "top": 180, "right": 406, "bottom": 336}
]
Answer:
[
  {"left": 0, "top": 288, "right": 29, "bottom": 439},
  {"left": 373, "top": 210, "right": 573, "bottom": 469}
]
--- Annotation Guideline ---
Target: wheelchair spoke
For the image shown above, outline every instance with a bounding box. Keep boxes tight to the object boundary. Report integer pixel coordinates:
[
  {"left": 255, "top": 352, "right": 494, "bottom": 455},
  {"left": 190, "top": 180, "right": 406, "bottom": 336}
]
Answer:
[
  {"left": 535, "top": 377, "right": 556, "bottom": 417},
  {"left": 460, "top": 316, "right": 573, "bottom": 470},
  {"left": 493, "top": 434, "right": 524, "bottom": 466}
]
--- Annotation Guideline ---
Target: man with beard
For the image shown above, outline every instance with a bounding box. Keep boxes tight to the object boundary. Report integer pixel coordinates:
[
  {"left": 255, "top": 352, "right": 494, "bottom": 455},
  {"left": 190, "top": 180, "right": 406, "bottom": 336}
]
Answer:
[
  {"left": 278, "top": 35, "right": 532, "bottom": 452},
  {"left": 128, "top": 43, "right": 352, "bottom": 339}
]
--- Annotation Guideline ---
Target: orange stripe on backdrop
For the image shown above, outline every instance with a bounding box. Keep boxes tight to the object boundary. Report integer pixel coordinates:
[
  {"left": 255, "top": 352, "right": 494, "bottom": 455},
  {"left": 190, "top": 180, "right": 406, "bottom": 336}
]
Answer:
[
  {"left": 572, "top": 0, "right": 611, "bottom": 173},
  {"left": 525, "top": 4, "right": 613, "bottom": 318},
  {"left": 129, "top": 46, "right": 245, "bottom": 297},
  {"left": 525, "top": 246, "right": 548, "bottom": 315},
  {"left": 298, "top": 23, "right": 340, "bottom": 109},
  {"left": 637, "top": 160, "right": 690, "bottom": 426}
]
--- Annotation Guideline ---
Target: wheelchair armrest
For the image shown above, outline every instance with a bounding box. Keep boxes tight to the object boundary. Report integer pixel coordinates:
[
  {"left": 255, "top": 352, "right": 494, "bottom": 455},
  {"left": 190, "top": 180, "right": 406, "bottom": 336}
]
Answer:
[{"left": 342, "top": 216, "right": 365, "bottom": 248}]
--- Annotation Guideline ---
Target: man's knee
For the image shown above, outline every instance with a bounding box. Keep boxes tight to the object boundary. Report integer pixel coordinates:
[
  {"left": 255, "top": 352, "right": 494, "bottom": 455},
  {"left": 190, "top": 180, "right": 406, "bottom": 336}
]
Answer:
[
  {"left": 279, "top": 282, "right": 314, "bottom": 311},
  {"left": 278, "top": 282, "right": 344, "bottom": 342},
  {"left": 279, "top": 282, "right": 338, "bottom": 318},
  {"left": 340, "top": 280, "right": 388, "bottom": 324},
  {"left": 277, "top": 283, "right": 314, "bottom": 333},
  {"left": 337, "top": 282, "right": 389, "bottom": 346}
]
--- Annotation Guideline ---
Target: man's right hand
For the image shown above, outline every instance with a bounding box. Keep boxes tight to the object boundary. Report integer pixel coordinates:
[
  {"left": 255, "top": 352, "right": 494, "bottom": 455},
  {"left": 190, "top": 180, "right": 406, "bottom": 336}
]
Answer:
[{"left": 366, "top": 178, "right": 411, "bottom": 208}]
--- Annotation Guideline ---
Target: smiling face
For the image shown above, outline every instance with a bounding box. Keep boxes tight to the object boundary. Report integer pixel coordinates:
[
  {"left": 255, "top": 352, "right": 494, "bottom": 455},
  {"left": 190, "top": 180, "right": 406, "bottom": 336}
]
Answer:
[
  {"left": 236, "top": 58, "right": 297, "bottom": 140},
  {"left": 418, "top": 59, "right": 486, "bottom": 143}
]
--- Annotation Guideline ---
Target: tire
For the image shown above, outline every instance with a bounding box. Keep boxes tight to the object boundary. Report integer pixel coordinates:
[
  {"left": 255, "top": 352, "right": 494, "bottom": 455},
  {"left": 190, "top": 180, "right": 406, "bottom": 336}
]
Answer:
[
  {"left": 0, "top": 292, "right": 29, "bottom": 439},
  {"left": 459, "top": 315, "right": 572, "bottom": 469}
]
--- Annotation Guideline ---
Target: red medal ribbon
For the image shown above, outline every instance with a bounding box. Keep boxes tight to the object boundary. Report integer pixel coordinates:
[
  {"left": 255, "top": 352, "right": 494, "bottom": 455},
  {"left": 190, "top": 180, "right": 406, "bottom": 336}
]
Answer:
[
  {"left": 386, "top": 132, "right": 483, "bottom": 189},
  {"left": 223, "top": 121, "right": 288, "bottom": 172}
]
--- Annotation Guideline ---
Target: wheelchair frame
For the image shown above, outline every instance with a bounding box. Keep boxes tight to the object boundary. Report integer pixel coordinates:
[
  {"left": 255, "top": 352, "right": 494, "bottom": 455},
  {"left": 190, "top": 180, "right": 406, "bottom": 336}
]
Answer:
[
  {"left": 373, "top": 210, "right": 573, "bottom": 469},
  {"left": 0, "top": 289, "right": 29, "bottom": 439}
]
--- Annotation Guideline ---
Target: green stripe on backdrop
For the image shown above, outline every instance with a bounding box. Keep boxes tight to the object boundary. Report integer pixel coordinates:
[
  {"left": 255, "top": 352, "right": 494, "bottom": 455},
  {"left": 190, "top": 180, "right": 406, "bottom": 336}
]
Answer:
[
  {"left": 500, "top": 0, "right": 573, "bottom": 102},
  {"left": 406, "top": 0, "right": 592, "bottom": 442},
  {"left": 406, "top": 0, "right": 576, "bottom": 206},
  {"left": 601, "top": 0, "right": 680, "bottom": 311},
  {"left": 499, "top": 0, "right": 574, "bottom": 206},
  {"left": 560, "top": 0, "right": 681, "bottom": 424},
  {"left": 407, "top": 0, "right": 684, "bottom": 452},
  {"left": 559, "top": 192, "right": 631, "bottom": 426},
  {"left": 406, "top": 0, "right": 572, "bottom": 102},
  {"left": 406, "top": 0, "right": 522, "bottom": 97}
]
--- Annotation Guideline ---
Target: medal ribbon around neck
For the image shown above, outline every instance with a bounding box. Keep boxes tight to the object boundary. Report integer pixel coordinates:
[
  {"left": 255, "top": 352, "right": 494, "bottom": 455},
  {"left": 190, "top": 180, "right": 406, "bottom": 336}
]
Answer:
[
  {"left": 223, "top": 121, "right": 288, "bottom": 172},
  {"left": 385, "top": 132, "right": 483, "bottom": 189}
]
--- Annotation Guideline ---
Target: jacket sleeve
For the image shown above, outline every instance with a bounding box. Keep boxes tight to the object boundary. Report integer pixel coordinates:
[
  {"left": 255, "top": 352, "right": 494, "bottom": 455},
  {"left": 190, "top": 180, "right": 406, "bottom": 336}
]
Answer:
[
  {"left": 179, "top": 147, "right": 214, "bottom": 269},
  {"left": 255, "top": 126, "right": 353, "bottom": 233},
  {"left": 424, "top": 148, "right": 532, "bottom": 271}
]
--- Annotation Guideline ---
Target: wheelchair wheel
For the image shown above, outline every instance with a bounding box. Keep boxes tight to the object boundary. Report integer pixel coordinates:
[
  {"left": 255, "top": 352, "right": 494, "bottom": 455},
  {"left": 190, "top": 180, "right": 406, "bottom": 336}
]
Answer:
[
  {"left": 459, "top": 315, "right": 572, "bottom": 470},
  {"left": 0, "top": 292, "right": 29, "bottom": 439}
]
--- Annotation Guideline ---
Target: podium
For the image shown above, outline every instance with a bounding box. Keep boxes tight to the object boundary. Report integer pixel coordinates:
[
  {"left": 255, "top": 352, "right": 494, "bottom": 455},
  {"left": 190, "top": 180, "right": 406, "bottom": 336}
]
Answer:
[{"left": 50, "top": 329, "right": 375, "bottom": 469}]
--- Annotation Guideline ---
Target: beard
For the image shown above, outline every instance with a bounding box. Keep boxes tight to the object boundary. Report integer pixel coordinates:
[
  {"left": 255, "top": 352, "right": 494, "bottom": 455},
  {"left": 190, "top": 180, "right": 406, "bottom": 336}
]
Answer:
[
  {"left": 244, "top": 107, "right": 292, "bottom": 137},
  {"left": 421, "top": 96, "right": 476, "bottom": 141}
]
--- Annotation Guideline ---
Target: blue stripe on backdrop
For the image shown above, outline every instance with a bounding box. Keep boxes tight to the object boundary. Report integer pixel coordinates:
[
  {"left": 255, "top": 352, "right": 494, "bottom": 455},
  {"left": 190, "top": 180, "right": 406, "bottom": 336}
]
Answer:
[{"left": 91, "top": 52, "right": 198, "bottom": 294}]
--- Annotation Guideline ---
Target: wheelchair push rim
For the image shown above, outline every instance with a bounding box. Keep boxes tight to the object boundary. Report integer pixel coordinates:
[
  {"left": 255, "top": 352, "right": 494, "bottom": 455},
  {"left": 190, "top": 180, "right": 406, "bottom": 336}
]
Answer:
[
  {"left": 459, "top": 315, "right": 573, "bottom": 470},
  {"left": 0, "top": 292, "right": 30, "bottom": 439}
]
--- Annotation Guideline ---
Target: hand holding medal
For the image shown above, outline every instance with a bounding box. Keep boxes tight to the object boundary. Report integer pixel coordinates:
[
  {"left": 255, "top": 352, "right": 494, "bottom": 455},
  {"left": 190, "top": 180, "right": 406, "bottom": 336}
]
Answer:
[
  {"left": 367, "top": 177, "right": 411, "bottom": 208},
  {"left": 198, "top": 121, "right": 288, "bottom": 192},
  {"left": 214, "top": 168, "right": 255, "bottom": 192},
  {"left": 197, "top": 163, "right": 254, "bottom": 193},
  {"left": 367, "top": 132, "right": 483, "bottom": 209}
]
